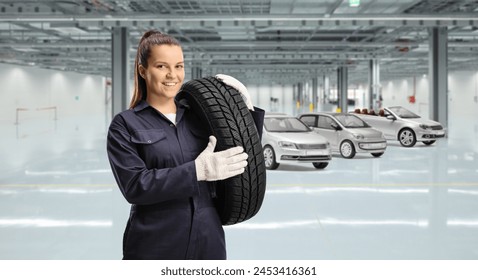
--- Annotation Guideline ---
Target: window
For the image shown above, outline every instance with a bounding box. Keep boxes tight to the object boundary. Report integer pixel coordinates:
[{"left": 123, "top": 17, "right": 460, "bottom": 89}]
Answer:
[
  {"left": 317, "top": 116, "right": 335, "bottom": 130},
  {"left": 300, "top": 116, "right": 316, "bottom": 127}
]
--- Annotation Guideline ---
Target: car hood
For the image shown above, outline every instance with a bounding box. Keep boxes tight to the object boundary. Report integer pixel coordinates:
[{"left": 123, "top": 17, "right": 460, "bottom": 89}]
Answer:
[
  {"left": 347, "top": 128, "right": 383, "bottom": 138},
  {"left": 277, "top": 132, "right": 329, "bottom": 144},
  {"left": 401, "top": 117, "right": 442, "bottom": 126}
]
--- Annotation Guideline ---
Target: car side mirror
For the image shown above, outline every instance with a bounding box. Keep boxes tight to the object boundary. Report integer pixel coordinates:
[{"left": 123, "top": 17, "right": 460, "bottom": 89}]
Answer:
[
  {"left": 386, "top": 115, "right": 396, "bottom": 120},
  {"left": 331, "top": 123, "right": 341, "bottom": 130}
]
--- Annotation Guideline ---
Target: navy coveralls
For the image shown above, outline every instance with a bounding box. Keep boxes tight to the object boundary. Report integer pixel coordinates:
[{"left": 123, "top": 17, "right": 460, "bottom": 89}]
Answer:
[{"left": 107, "top": 99, "right": 264, "bottom": 260}]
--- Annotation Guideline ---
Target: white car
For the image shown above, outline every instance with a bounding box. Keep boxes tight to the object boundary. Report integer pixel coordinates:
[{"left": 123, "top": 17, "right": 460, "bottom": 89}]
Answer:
[
  {"left": 262, "top": 113, "right": 332, "bottom": 170},
  {"left": 298, "top": 112, "right": 387, "bottom": 159},
  {"left": 352, "top": 106, "right": 446, "bottom": 147}
]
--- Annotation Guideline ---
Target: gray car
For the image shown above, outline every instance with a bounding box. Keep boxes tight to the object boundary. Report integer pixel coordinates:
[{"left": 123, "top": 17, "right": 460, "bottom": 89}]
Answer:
[
  {"left": 262, "top": 113, "right": 332, "bottom": 170},
  {"left": 352, "top": 106, "right": 446, "bottom": 147},
  {"left": 298, "top": 112, "right": 387, "bottom": 159}
]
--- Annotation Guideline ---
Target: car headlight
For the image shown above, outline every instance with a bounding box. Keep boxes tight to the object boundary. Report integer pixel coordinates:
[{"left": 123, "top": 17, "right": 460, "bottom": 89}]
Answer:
[
  {"left": 278, "top": 141, "right": 297, "bottom": 149},
  {"left": 419, "top": 124, "right": 431, "bottom": 130},
  {"left": 352, "top": 134, "right": 364, "bottom": 140}
]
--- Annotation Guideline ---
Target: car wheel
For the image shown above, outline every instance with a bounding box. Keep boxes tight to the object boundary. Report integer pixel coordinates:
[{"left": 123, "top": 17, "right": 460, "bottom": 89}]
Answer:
[
  {"left": 263, "top": 145, "right": 280, "bottom": 170},
  {"left": 177, "top": 77, "right": 266, "bottom": 225},
  {"left": 422, "top": 140, "right": 436, "bottom": 145},
  {"left": 312, "top": 162, "right": 329, "bottom": 169},
  {"left": 398, "top": 128, "right": 417, "bottom": 147},
  {"left": 340, "top": 140, "right": 356, "bottom": 158},
  {"left": 371, "top": 152, "right": 384, "bottom": 157}
]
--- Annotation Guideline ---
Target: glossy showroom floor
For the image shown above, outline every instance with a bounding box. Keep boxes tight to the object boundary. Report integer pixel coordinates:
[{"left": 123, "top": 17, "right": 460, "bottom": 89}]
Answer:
[{"left": 0, "top": 110, "right": 477, "bottom": 260}]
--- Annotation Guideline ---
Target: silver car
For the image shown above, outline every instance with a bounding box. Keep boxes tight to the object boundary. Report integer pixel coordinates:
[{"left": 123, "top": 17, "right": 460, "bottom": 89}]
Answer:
[
  {"left": 298, "top": 113, "right": 387, "bottom": 159},
  {"left": 352, "top": 106, "right": 446, "bottom": 147},
  {"left": 262, "top": 113, "right": 332, "bottom": 170}
]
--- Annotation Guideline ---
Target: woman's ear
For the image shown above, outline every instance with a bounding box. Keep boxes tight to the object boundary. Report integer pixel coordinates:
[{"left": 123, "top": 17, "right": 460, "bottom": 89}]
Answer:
[{"left": 138, "top": 65, "right": 146, "bottom": 79}]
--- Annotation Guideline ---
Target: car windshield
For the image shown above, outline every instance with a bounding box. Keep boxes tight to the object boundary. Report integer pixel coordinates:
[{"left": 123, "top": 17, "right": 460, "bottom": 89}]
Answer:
[
  {"left": 388, "top": 106, "right": 420, "bottom": 118},
  {"left": 264, "top": 117, "right": 310, "bottom": 132},
  {"left": 334, "top": 114, "right": 370, "bottom": 128}
]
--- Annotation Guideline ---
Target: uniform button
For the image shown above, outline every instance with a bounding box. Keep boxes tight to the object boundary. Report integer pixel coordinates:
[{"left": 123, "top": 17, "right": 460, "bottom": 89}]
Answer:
[
  {"left": 147, "top": 140, "right": 151, "bottom": 143},
  {"left": 169, "top": 124, "right": 174, "bottom": 127}
]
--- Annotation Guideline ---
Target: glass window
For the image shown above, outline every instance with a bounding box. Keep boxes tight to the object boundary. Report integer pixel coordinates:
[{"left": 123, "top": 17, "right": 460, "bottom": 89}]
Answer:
[
  {"left": 388, "top": 106, "right": 420, "bottom": 118},
  {"left": 264, "top": 117, "right": 310, "bottom": 132},
  {"left": 317, "top": 116, "right": 335, "bottom": 130},
  {"left": 300, "top": 116, "right": 316, "bottom": 127},
  {"left": 335, "top": 114, "right": 370, "bottom": 128}
]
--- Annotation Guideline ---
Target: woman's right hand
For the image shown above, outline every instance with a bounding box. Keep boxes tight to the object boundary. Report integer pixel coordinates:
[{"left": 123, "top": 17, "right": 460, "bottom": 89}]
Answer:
[{"left": 195, "top": 136, "right": 248, "bottom": 181}]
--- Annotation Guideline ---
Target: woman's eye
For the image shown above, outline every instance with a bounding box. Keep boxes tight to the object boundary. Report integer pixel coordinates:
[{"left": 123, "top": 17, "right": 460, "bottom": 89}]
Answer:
[{"left": 176, "top": 65, "right": 184, "bottom": 69}]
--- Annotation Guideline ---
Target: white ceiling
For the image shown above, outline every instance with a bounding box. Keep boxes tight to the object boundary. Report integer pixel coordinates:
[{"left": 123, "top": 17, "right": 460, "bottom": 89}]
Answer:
[{"left": 1, "top": 0, "right": 478, "bottom": 85}]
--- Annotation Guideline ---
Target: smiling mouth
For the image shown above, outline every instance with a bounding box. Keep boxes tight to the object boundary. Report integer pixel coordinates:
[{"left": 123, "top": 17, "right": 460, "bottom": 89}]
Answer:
[{"left": 163, "top": 82, "right": 178, "bottom": 87}]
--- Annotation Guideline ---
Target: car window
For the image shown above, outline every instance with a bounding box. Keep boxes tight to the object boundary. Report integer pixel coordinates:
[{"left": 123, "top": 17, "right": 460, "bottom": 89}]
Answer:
[
  {"left": 264, "top": 117, "right": 310, "bottom": 132},
  {"left": 300, "top": 116, "right": 316, "bottom": 127},
  {"left": 335, "top": 114, "right": 370, "bottom": 128},
  {"left": 317, "top": 116, "right": 335, "bottom": 130},
  {"left": 388, "top": 106, "right": 420, "bottom": 118}
]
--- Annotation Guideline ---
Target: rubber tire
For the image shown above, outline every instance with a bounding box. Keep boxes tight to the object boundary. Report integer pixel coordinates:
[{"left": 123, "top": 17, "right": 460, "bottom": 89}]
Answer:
[
  {"left": 176, "top": 77, "right": 266, "bottom": 225},
  {"left": 398, "top": 128, "right": 417, "bottom": 147},
  {"left": 422, "top": 140, "right": 436, "bottom": 146},
  {"left": 371, "top": 152, "right": 384, "bottom": 157},
  {"left": 340, "top": 140, "right": 356, "bottom": 159},
  {"left": 263, "top": 145, "right": 280, "bottom": 170},
  {"left": 312, "top": 162, "right": 329, "bottom": 169}
]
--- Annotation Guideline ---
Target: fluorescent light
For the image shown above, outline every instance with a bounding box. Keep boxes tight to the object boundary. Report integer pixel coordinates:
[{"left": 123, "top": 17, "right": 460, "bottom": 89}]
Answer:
[{"left": 349, "top": 0, "right": 360, "bottom": 7}]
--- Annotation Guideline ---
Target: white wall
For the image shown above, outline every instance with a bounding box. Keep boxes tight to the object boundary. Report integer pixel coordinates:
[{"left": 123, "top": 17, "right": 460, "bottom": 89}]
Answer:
[
  {"left": 381, "top": 75, "right": 430, "bottom": 117},
  {"left": 0, "top": 63, "right": 106, "bottom": 124},
  {"left": 248, "top": 84, "right": 294, "bottom": 115}
]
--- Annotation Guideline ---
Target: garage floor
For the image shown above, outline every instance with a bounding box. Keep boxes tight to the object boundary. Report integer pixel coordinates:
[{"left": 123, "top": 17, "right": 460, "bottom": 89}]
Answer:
[{"left": 0, "top": 112, "right": 477, "bottom": 260}]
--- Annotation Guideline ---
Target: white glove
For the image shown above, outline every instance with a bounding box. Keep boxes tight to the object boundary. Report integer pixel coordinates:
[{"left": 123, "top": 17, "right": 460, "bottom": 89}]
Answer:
[
  {"left": 195, "top": 136, "right": 248, "bottom": 181},
  {"left": 215, "top": 74, "right": 254, "bottom": 111}
]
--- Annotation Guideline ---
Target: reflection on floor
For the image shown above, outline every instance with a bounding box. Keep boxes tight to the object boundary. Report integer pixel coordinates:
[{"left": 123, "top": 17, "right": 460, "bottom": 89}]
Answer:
[{"left": 0, "top": 113, "right": 477, "bottom": 260}]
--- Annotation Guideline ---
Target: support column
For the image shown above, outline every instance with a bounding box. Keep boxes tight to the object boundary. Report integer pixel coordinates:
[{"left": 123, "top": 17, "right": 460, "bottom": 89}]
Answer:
[
  {"left": 297, "top": 82, "right": 303, "bottom": 114},
  {"left": 368, "top": 59, "right": 380, "bottom": 110},
  {"left": 312, "top": 77, "right": 318, "bottom": 112},
  {"left": 337, "top": 66, "right": 348, "bottom": 113},
  {"left": 111, "top": 27, "right": 130, "bottom": 117},
  {"left": 191, "top": 64, "right": 202, "bottom": 79},
  {"left": 323, "top": 75, "right": 330, "bottom": 104},
  {"left": 428, "top": 27, "right": 448, "bottom": 129}
]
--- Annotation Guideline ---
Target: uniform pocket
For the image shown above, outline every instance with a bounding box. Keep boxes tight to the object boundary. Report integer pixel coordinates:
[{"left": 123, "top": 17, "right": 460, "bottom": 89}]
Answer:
[
  {"left": 131, "top": 129, "right": 166, "bottom": 144},
  {"left": 130, "top": 129, "right": 170, "bottom": 167}
]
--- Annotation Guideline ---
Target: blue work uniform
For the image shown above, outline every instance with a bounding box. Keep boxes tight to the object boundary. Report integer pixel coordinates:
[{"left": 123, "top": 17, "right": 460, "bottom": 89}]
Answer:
[{"left": 107, "top": 99, "right": 264, "bottom": 260}]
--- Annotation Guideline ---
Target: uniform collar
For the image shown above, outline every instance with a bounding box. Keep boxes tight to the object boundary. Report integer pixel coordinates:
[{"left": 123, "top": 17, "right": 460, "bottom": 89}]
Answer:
[
  {"left": 132, "top": 100, "right": 150, "bottom": 112},
  {"left": 132, "top": 99, "right": 187, "bottom": 124}
]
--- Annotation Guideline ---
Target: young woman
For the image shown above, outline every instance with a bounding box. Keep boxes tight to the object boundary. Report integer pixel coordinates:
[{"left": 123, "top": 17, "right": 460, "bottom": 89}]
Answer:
[{"left": 106, "top": 30, "right": 264, "bottom": 260}]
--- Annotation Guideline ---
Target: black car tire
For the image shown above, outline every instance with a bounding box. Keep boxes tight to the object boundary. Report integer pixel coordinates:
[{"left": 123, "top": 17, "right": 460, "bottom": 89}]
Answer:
[
  {"left": 177, "top": 77, "right": 266, "bottom": 225},
  {"left": 371, "top": 152, "right": 384, "bottom": 157},
  {"left": 312, "top": 162, "right": 329, "bottom": 169},
  {"left": 398, "top": 128, "right": 417, "bottom": 147}
]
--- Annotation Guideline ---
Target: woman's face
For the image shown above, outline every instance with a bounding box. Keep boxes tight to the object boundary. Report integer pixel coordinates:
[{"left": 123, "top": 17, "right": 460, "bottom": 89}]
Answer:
[{"left": 139, "top": 44, "right": 184, "bottom": 101}]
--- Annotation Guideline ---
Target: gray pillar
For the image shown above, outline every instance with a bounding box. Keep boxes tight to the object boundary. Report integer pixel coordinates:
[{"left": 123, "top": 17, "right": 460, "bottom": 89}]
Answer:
[
  {"left": 298, "top": 82, "right": 303, "bottom": 113},
  {"left": 428, "top": 27, "right": 448, "bottom": 130},
  {"left": 337, "top": 66, "right": 348, "bottom": 113},
  {"left": 323, "top": 75, "right": 330, "bottom": 104},
  {"left": 111, "top": 27, "right": 130, "bottom": 116},
  {"left": 312, "top": 77, "right": 318, "bottom": 112},
  {"left": 368, "top": 59, "right": 380, "bottom": 110},
  {"left": 191, "top": 65, "right": 202, "bottom": 79},
  {"left": 111, "top": 27, "right": 130, "bottom": 117}
]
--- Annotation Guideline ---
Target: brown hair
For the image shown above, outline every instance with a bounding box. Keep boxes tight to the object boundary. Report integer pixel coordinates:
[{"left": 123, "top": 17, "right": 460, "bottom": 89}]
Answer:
[{"left": 129, "top": 30, "right": 182, "bottom": 108}]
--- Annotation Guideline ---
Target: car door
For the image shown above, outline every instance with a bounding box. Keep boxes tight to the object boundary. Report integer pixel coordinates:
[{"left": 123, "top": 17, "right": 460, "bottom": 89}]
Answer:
[
  {"left": 376, "top": 109, "right": 403, "bottom": 139},
  {"left": 315, "top": 115, "right": 339, "bottom": 150}
]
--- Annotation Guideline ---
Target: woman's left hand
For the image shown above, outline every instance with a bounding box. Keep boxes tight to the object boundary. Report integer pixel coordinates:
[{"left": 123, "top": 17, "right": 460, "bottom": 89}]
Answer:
[{"left": 215, "top": 74, "right": 254, "bottom": 111}]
